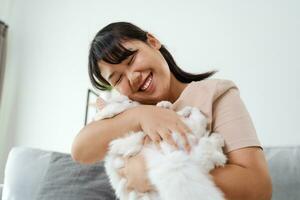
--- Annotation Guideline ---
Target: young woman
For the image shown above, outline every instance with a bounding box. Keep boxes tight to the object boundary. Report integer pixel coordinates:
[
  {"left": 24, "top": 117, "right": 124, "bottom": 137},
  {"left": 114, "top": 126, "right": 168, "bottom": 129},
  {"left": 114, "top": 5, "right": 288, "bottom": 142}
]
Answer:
[{"left": 71, "top": 22, "right": 272, "bottom": 200}]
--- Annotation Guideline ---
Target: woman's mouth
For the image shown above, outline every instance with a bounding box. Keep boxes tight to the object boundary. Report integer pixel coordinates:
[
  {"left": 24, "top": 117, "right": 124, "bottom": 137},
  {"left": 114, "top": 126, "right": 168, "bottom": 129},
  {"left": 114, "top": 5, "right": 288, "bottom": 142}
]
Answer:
[{"left": 140, "top": 72, "right": 154, "bottom": 93}]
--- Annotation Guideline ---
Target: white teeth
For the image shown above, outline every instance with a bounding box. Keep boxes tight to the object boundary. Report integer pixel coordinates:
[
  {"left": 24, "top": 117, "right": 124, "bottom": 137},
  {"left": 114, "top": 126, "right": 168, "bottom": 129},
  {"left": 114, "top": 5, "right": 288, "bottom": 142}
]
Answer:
[{"left": 141, "top": 74, "right": 152, "bottom": 91}]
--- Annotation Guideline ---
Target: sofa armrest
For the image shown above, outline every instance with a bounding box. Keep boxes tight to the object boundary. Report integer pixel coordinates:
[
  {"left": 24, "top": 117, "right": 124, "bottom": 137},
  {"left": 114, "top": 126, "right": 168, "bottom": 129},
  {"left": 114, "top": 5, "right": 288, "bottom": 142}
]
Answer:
[{"left": 0, "top": 184, "right": 3, "bottom": 200}]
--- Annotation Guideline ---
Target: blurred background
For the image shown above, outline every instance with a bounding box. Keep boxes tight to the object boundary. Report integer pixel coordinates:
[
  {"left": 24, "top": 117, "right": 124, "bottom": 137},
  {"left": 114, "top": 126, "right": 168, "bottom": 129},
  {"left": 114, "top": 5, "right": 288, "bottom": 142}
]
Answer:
[{"left": 0, "top": 0, "right": 299, "bottom": 183}]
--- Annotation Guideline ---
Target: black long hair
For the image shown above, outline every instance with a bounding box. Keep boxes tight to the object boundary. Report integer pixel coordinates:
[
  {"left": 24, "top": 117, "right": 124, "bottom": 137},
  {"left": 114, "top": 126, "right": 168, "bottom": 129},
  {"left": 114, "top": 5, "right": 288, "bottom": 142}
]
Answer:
[{"left": 88, "top": 22, "right": 218, "bottom": 91}]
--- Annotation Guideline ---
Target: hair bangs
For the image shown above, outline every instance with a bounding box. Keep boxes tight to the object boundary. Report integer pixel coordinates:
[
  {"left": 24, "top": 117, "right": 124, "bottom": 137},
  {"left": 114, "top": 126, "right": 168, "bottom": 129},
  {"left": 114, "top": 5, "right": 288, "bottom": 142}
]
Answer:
[
  {"left": 93, "top": 34, "right": 136, "bottom": 65},
  {"left": 88, "top": 33, "right": 138, "bottom": 91}
]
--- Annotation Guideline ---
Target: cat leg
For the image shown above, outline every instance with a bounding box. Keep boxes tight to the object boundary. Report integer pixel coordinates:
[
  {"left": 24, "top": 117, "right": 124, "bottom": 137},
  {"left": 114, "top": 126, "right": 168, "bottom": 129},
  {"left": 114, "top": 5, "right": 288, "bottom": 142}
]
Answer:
[
  {"left": 206, "top": 133, "right": 227, "bottom": 167},
  {"left": 190, "top": 134, "right": 227, "bottom": 173}
]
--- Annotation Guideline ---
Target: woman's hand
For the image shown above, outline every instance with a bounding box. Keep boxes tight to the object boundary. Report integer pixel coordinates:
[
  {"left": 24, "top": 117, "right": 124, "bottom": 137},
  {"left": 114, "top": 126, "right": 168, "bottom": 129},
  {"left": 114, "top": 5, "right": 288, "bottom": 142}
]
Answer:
[
  {"left": 117, "top": 105, "right": 193, "bottom": 193},
  {"left": 118, "top": 137, "right": 155, "bottom": 193},
  {"left": 135, "top": 105, "right": 192, "bottom": 152}
]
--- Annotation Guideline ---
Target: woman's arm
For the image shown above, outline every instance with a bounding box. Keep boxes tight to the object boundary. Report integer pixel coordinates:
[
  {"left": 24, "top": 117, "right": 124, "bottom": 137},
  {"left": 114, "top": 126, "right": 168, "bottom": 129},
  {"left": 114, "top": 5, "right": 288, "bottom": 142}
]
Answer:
[
  {"left": 210, "top": 84, "right": 272, "bottom": 199},
  {"left": 71, "top": 106, "right": 141, "bottom": 164},
  {"left": 210, "top": 147, "right": 272, "bottom": 200},
  {"left": 119, "top": 146, "right": 272, "bottom": 199},
  {"left": 71, "top": 104, "right": 192, "bottom": 164}
]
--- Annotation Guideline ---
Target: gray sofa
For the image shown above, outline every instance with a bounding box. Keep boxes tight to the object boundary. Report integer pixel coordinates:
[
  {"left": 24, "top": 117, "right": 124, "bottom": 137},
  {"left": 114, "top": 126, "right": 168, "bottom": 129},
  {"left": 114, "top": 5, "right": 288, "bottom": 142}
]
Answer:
[{"left": 1, "top": 146, "right": 300, "bottom": 200}]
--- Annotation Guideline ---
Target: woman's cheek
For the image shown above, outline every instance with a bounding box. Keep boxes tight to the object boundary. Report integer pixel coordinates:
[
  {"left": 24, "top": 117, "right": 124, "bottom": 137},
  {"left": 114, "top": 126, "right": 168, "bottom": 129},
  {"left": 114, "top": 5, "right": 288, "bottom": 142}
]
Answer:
[{"left": 118, "top": 82, "right": 132, "bottom": 96}]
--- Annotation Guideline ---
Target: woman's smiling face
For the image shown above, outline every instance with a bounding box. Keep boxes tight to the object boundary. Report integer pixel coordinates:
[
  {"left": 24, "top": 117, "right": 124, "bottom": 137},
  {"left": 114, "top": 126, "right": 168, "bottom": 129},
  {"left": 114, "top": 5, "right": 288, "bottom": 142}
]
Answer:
[{"left": 98, "top": 34, "right": 172, "bottom": 104}]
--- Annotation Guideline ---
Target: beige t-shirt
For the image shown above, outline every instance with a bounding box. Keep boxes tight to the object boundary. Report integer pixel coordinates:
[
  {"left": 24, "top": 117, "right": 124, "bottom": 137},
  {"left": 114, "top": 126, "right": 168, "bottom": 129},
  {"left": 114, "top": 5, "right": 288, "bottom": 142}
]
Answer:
[{"left": 171, "top": 78, "right": 262, "bottom": 153}]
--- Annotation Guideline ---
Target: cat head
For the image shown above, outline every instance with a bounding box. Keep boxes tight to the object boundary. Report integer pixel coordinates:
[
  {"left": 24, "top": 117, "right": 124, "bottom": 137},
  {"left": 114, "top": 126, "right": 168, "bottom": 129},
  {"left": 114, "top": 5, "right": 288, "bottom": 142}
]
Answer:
[
  {"left": 95, "top": 93, "right": 139, "bottom": 111},
  {"left": 93, "top": 93, "right": 140, "bottom": 121}
]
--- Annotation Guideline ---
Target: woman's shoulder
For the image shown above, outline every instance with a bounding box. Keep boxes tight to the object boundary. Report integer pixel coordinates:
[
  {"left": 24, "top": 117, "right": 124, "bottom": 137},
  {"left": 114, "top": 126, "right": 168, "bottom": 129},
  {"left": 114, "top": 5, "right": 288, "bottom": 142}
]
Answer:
[
  {"left": 182, "top": 78, "right": 239, "bottom": 100},
  {"left": 172, "top": 78, "right": 239, "bottom": 111},
  {"left": 191, "top": 78, "right": 238, "bottom": 91},
  {"left": 172, "top": 78, "right": 242, "bottom": 135}
]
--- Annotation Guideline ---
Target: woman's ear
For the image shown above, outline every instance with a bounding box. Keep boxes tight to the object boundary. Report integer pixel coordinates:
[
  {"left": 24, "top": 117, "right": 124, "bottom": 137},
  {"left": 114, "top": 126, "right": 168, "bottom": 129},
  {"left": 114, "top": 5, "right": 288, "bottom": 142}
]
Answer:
[{"left": 146, "top": 33, "right": 162, "bottom": 50}]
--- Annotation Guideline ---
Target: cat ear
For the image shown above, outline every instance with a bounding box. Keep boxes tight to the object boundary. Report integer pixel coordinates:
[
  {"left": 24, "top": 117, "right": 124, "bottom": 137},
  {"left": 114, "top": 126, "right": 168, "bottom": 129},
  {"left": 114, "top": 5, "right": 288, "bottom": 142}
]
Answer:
[{"left": 96, "top": 96, "right": 106, "bottom": 110}]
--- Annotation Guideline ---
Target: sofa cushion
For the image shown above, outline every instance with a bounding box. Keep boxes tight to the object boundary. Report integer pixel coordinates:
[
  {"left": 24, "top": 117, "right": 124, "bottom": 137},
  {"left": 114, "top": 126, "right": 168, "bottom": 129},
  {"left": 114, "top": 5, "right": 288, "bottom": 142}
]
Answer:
[
  {"left": 34, "top": 150, "right": 116, "bottom": 200},
  {"left": 3, "top": 146, "right": 300, "bottom": 200},
  {"left": 2, "top": 147, "right": 52, "bottom": 200},
  {"left": 264, "top": 146, "right": 300, "bottom": 200},
  {"left": 0, "top": 184, "right": 3, "bottom": 199}
]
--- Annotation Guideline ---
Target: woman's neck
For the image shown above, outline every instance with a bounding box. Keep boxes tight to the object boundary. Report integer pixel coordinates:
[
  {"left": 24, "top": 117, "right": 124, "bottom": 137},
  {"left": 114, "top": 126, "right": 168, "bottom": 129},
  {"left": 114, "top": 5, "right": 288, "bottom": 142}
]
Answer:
[{"left": 168, "top": 73, "right": 189, "bottom": 103}]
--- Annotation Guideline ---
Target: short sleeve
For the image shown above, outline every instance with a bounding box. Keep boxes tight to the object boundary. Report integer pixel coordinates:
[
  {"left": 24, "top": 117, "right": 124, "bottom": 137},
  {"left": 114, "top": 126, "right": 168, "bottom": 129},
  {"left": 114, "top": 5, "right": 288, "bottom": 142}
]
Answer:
[{"left": 212, "top": 84, "right": 262, "bottom": 154}]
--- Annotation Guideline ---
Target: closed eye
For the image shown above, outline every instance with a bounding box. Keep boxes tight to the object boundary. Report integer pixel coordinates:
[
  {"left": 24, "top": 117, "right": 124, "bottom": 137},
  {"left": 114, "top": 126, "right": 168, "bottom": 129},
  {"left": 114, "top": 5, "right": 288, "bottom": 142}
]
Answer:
[
  {"left": 128, "top": 55, "right": 134, "bottom": 65},
  {"left": 115, "top": 75, "right": 123, "bottom": 85},
  {"left": 128, "top": 50, "right": 138, "bottom": 65}
]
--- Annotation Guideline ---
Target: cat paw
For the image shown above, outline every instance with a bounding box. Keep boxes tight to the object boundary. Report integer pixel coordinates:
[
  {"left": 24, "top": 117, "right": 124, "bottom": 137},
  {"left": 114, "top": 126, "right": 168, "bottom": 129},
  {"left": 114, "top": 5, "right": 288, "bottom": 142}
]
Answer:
[
  {"left": 215, "top": 153, "right": 227, "bottom": 167},
  {"left": 213, "top": 152, "right": 227, "bottom": 167},
  {"left": 210, "top": 133, "right": 225, "bottom": 148},
  {"left": 156, "top": 101, "right": 172, "bottom": 109},
  {"left": 177, "top": 106, "right": 193, "bottom": 118}
]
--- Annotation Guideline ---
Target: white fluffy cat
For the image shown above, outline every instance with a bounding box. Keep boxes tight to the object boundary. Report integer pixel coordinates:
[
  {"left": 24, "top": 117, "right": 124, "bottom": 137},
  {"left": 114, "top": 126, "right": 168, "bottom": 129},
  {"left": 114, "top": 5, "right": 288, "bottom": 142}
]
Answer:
[{"left": 93, "top": 93, "right": 227, "bottom": 200}]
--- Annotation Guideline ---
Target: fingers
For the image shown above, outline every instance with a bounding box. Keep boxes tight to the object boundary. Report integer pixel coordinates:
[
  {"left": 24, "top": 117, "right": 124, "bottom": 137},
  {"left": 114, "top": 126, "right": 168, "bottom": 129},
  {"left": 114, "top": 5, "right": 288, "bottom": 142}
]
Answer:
[
  {"left": 145, "top": 121, "right": 192, "bottom": 152},
  {"left": 157, "top": 128, "right": 179, "bottom": 149},
  {"left": 143, "top": 135, "right": 152, "bottom": 145},
  {"left": 180, "top": 122, "right": 193, "bottom": 134},
  {"left": 175, "top": 122, "right": 191, "bottom": 152},
  {"left": 117, "top": 160, "right": 136, "bottom": 194},
  {"left": 146, "top": 129, "right": 162, "bottom": 150},
  {"left": 126, "top": 180, "right": 135, "bottom": 192}
]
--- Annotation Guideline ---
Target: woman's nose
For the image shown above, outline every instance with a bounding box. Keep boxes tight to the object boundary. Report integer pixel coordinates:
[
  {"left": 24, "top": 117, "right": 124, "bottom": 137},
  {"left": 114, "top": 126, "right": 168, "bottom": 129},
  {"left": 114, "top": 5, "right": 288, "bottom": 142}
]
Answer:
[{"left": 128, "top": 72, "right": 142, "bottom": 91}]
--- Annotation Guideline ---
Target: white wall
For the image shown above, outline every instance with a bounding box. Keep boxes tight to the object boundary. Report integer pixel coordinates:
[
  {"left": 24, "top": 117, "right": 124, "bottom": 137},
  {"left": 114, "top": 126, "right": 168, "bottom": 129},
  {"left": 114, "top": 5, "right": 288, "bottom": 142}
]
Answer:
[
  {"left": 0, "top": 0, "right": 11, "bottom": 22},
  {"left": 0, "top": 0, "right": 299, "bottom": 183},
  {"left": 0, "top": 0, "right": 13, "bottom": 184}
]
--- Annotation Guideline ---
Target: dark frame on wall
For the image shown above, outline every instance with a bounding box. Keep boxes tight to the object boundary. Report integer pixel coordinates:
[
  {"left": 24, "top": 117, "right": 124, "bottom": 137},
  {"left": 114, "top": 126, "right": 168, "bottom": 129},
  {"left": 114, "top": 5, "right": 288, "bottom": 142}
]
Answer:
[
  {"left": 84, "top": 88, "right": 99, "bottom": 126},
  {"left": 0, "top": 20, "right": 8, "bottom": 106}
]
